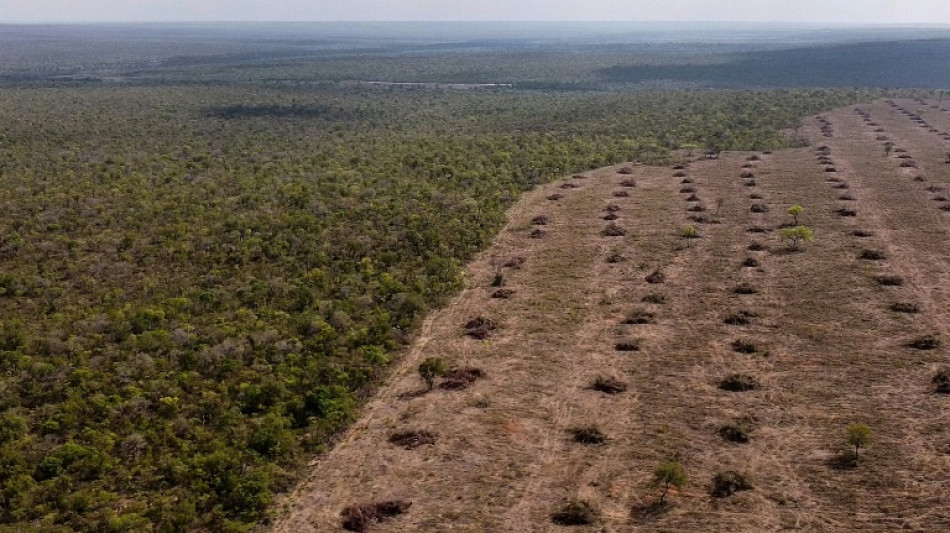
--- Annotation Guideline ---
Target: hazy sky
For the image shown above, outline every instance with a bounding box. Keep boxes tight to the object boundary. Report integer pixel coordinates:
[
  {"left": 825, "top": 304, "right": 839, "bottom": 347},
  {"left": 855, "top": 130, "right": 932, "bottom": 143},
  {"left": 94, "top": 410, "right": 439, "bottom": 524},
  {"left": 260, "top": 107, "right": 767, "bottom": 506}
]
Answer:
[{"left": 3, "top": 1, "right": 950, "bottom": 24}]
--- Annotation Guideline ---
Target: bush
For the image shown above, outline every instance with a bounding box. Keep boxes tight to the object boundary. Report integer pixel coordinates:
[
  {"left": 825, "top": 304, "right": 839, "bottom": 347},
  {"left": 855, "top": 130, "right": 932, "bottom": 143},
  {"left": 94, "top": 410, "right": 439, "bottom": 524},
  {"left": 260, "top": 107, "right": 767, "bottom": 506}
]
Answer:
[
  {"left": 602, "top": 222, "right": 626, "bottom": 236},
  {"left": 623, "top": 311, "right": 656, "bottom": 325},
  {"left": 341, "top": 501, "right": 412, "bottom": 532},
  {"left": 711, "top": 471, "right": 753, "bottom": 497},
  {"left": 932, "top": 369, "right": 950, "bottom": 393},
  {"left": 876, "top": 276, "right": 904, "bottom": 286},
  {"left": 731, "top": 339, "right": 758, "bottom": 354},
  {"left": 418, "top": 357, "right": 446, "bottom": 390},
  {"left": 889, "top": 302, "right": 919, "bottom": 313},
  {"left": 734, "top": 283, "right": 759, "bottom": 295},
  {"left": 551, "top": 500, "right": 598, "bottom": 526},
  {"left": 907, "top": 335, "right": 940, "bottom": 350},
  {"left": 439, "top": 368, "right": 485, "bottom": 390},
  {"left": 642, "top": 293, "right": 666, "bottom": 304},
  {"left": 724, "top": 310, "right": 756, "bottom": 325},
  {"left": 719, "top": 419, "right": 752, "bottom": 443},
  {"left": 615, "top": 340, "right": 640, "bottom": 352},
  {"left": 645, "top": 270, "right": 665, "bottom": 284},
  {"left": 719, "top": 374, "right": 759, "bottom": 392},
  {"left": 591, "top": 376, "right": 627, "bottom": 394},
  {"left": 389, "top": 430, "right": 436, "bottom": 450},
  {"left": 742, "top": 257, "right": 759, "bottom": 268},
  {"left": 570, "top": 426, "right": 607, "bottom": 445}
]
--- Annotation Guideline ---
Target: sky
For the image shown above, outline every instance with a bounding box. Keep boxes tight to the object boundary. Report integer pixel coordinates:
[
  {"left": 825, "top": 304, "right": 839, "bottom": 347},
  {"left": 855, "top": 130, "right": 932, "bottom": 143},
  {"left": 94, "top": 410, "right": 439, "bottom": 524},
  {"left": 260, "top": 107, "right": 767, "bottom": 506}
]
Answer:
[{"left": 2, "top": 0, "right": 950, "bottom": 24}]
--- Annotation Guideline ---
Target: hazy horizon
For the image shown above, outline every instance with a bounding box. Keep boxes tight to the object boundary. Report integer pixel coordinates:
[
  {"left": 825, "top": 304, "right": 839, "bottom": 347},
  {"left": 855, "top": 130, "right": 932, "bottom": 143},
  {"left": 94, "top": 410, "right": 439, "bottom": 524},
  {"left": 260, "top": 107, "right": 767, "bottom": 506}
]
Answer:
[{"left": 4, "top": 1, "right": 950, "bottom": 24}]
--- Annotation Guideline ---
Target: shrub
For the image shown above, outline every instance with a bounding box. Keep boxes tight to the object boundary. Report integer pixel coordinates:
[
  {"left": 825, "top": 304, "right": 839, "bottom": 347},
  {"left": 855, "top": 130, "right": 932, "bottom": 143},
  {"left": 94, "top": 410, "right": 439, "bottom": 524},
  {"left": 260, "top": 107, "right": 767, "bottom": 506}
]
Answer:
[
  {"left": 875, "top": 276, "right": 904, "bottom": 286},
  {"left": 551, "top": 500, "right": 598, "bottom": 526},
  {"left": 591, "top": 377, "right": 627, "bottom": 394},
  {"left": 619, "top": 166, "right": 634, "bottom": 175},
  {"left": 719, "top": 374, "right": 759, "bottom": 391},
  {"left": 615, "top": 340, "right": 640, "bottom": 352},
  {"left": 836, "top": 208, "right": 857, "bottom": 217},
  {"left": 642, "top": 293, "right": 666, "bottom": 304},
  {"left": 742, "top": 257, "right": 759, "bottom": 268},
  {"left": 747, "top": 242, "right": 765, "bottom": 251},
  {"left": 932, "top": 369, "right": 950, "bottom": 393},
  {"left": 673, "top": 171, "right": 687, "bottom": 177},
  {"left": 681, "top": 225, "right": 700, "bottom": 240},
  {"left": 859, "top": 249, "right": 886, "bottom": 260},
  {"left": 749, "top": 193, "right": 763, "bottom": 199},
  {"left": 719, "top": 417, "right": 754, "bottom": 443},
  {"left": 418, "top": 357, "right": 446, "bottom": 390},
  {"left": 341, "top": 501, "right": 412, "bottom": 532},
  {"left": 731, "top": 339, "right": 758, "bottom": 354},
  {"left": 734, "top": 283, "right": 759, "bottom": 295},
  {"left": 491, "top": 288, "right": 515, "bottom": 299},
  {"left": 623, "top": 311, "right": 656, "bottom": 325},
  {"left": 605, "top": 250, "right": 625, "bottom": 262},
  {"left": 652, "top": 461, "right": 688, "bottom": 504},
  {"left": 750, "top": 204, "right": 768, "bottom": 213},
  {"left": 389, "top": 430, "right": 436, "bottom": 450},
  {"left": 685, "top": 194, "right": 701, "bottom": 202},
  {"left": 852, "top": 229, "right": 873, "bottom": 237},
  {"left": 711, "top": 471, "right": 753, "bottom": 498},
  {"left": 570, "top": 426, "right": 607, "bottom": 445},
  {"left": 530, "top": 228, "right": 547, "bottom": 239},
  {"left": 602, "top": 222, "right": 626, "bottom": 236},
  {"left": 907, "top": 335, "right": 940, "bottom": 350},
  {"left": 603, "top": 212, "right": 619, "bottom": 221},
  {"left": 687, "top": 204, "right": 706, "bottom": 212},
  {"left": 620, "top": 179, "right": 637, "bottom": 188},
  {"left": 645, "top": 270, "right": 665, "bottom": 284},
  {"left": 532, "top": 215, "right": 549, "bottom": 225},
  {"left": 889, "top": 302, "right": 919, "bottom": 313},
  {"left": 464, "top": 317, "right": 496, "bottom": 339},
  {"left": 547, "top": 193, "right": 565, "bottom": 201},
  {"left": 744, "top": 179, "right": 757, "bottom": 187},
  {"left": 612, "top": 190, "right": 631, "bottom": 198},
  {"left": 605, "top": 203, "right": 621, "bottom": 212},
  {"left": 679, "top": 187, "right": 697, "bottom": 194},
  {"left": 439, "top": 368, "right": 485, "bottom": 390},
  {"left": 839, "top": 194, "right": 856, "bottom": 201},
  {"left": 724, "top": 310, "right": 756, "bottom": 325}
]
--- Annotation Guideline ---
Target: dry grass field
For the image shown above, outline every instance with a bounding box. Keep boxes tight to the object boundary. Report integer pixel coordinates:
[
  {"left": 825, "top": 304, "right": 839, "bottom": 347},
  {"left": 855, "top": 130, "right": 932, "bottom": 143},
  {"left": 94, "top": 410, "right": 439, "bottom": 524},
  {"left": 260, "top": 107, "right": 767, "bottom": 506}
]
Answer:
[{"left": 272, "top": 99, "right": 950, "bottom": 532}]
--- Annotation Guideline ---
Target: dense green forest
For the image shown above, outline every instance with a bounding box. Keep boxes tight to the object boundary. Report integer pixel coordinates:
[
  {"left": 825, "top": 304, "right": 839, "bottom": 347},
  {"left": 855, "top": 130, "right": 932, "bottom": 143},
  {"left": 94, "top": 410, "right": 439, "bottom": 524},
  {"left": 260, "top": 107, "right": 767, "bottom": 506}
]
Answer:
[{"left": 1, "top": 22, "right": 949, "bottom": 533}]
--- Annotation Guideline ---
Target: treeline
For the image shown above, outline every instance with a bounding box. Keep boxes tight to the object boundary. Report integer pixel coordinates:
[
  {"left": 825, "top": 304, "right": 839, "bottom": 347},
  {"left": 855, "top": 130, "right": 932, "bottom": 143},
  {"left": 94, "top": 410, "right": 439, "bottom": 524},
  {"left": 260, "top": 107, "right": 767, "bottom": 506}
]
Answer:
[{"left": 0, "top": 85, "right": 899, "bottom": 531}]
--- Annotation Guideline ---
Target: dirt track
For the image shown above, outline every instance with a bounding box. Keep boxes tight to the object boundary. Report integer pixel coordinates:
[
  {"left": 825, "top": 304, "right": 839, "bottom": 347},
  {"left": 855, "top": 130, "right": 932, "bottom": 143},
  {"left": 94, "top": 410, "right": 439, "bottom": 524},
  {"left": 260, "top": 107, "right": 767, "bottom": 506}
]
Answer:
[{"left": 273, "top": 99, "right": 950, "bottom": 532}]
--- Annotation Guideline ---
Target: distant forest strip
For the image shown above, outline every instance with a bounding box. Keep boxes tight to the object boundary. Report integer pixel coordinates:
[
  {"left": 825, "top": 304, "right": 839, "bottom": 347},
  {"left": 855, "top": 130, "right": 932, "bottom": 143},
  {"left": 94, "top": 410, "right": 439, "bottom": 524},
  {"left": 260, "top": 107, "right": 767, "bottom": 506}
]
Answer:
[
  {"left": 0, "top": 85, "right": 926, "bottom": 532},
  {"left": 599, "top": 39, "right": 950, "bottom": 89}
]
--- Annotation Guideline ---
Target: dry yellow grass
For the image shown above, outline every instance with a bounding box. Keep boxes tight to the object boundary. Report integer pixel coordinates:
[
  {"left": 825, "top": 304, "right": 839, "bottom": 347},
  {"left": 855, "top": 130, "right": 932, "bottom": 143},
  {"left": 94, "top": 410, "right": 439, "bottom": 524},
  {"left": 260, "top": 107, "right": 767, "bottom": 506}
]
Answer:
[{"left": 272, "top": 101, "right": 950, "bottom": 532}]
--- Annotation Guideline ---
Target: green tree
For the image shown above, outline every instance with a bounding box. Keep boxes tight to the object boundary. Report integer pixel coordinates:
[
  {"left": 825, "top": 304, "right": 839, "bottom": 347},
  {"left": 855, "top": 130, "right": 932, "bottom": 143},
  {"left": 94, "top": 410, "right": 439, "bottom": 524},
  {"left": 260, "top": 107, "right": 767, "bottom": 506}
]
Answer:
[
  {"left": 780, "top": 225, "right": 815, "bottom": 250},
  {"left": 787, "top": 204, "right": 804, "bottom": 225},
  {"left": 418, "top": 357, "right": 447, "bottom": 390},
  {"left": 846, "top": 423, "right": 874, "bottom": 461},
  {"left": 651, "top": 460, "right": 687, "bottom": 504}
]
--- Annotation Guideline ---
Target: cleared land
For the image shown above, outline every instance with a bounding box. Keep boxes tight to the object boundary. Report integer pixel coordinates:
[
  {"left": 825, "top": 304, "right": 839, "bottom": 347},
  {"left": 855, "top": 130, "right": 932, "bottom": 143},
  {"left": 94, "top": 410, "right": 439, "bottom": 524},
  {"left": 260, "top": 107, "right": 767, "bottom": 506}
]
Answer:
[{"left": 274, "top": 99, "right": 950, "bottom": 532}]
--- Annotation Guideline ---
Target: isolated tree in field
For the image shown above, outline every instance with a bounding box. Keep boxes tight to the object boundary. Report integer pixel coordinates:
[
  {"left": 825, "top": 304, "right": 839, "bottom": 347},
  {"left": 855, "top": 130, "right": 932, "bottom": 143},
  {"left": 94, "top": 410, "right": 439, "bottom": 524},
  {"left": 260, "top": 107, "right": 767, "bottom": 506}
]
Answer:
[
  {"left": 884, "top": 142, "right": 894, "bottom": 156},
  {"left": 780, "top": 225, "right": 814, "bottom": 250},
  {"left": 787, "top": 204, "right": 804, "bottom": 225},
  {"left": 652, "top": 460, "right": 687, "bottom": 504},
  {"left": 845, "top": 423, "right": 873, "bottom": 462},
  {"left": 418, "top": 357, "right": 446, "bottom": 390}
]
